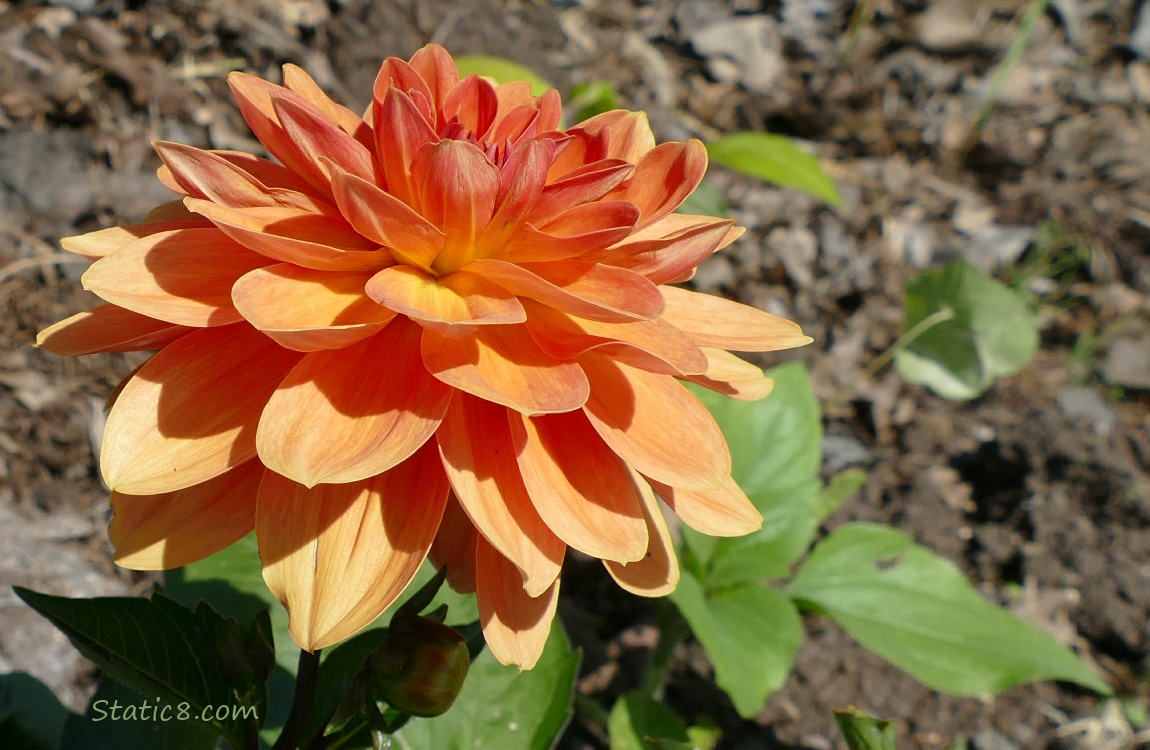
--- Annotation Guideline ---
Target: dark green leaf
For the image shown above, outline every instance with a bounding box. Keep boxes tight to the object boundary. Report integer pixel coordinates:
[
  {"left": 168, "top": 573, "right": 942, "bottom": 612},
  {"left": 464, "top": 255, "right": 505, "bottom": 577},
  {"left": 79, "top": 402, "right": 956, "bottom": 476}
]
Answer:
[
  {"left": 669, "top": 574, "right": 802, "bottom": 718},
  {"left": 834, "top": 707, "right": 899, "bottom": 750},
  {"left": 608, "top": 691, "right": 690, "bottom": 750},
  {"left": 895, "top": 261, "right": 1039, "bottom": 400},
  {"left": 60, "top": 678, "right": 220, "bottom": 750},
  {"left": 788, "top": 523, "right": 1111, "bottom": 695},
  {"left": 0, "top": 672, "right": 70, "bottom": 750},
  {"left": 454, "top": 56, "right": 552, "bottom": 96},
  {"left": 706, "top": 133, "right": 841, "bottom": 207}
]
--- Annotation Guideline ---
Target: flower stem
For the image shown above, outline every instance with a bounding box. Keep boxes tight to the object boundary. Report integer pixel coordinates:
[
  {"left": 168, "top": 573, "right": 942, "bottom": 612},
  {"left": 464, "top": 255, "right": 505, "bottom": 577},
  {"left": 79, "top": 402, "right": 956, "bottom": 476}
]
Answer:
[
  {"left": 272, "top": 647, "right": 323, "bottom": 750},
  {"left": 862, "top": 307, "right": 955, "bottom": 379}
]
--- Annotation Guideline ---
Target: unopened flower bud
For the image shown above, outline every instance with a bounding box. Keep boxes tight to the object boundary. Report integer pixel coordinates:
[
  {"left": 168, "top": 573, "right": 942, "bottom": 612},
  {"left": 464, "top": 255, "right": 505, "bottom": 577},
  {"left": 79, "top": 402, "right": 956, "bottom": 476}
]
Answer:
[{"left": 369, "top": 617, "right": 469, "bottom": 718}]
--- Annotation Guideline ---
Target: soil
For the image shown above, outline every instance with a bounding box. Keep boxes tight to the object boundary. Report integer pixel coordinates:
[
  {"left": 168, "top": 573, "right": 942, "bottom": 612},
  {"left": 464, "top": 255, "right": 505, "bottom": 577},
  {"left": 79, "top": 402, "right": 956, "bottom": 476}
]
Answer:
[{"left": 2, "top": 0, "right": 1149, "bottom": 748}]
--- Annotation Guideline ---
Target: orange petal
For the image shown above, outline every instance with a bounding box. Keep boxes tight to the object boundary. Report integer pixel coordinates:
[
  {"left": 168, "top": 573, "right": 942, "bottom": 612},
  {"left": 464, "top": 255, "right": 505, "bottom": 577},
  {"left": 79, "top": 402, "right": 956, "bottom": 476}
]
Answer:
[
  {"left": 37, "top": 304, "right": 192, "bottom": 355},
  {"left": 256, "top": 318, "right": 451, "bottom": 487},
  {"left": 185, "top": 199, "right": 387, "bottom": 272},
  {"left": 575, "top": 110, "right": 657, "bottom": 164},
  {"left": 231, "top": 264, "right": 396, "bottom": 351},
  {"left": 684, "top": 348, "right": 775, "bottom": 401},
  {"left": 272, "top": 95, "right": 375, "bottom": 186},
  {"left": 523, "top": 303, "right": 707, "bottom": 376},
  {"left": 441, "top": 74, "right": 499, "bottom": 139},
  {"left": 412, "top": 140, "right": 499, "bottom": 273},
  {"left": 474, "top": 139, "right": 554, "bottom": 257},
  {"left": 282, "top": 63, "right": 367, "bottom": 137},
  {"left": 607, "top": 140, "right": 707, "bottom": 228},
  {"left": 436, "top": 394, "right": 565, "bottom": 596},
  {"left": 599, "top": 219, "right": 736, "bottom": 285},
  {"left": 374, "top": 88, "right": 439, "bottom": 208},
  {"left": 468, "top": 259, "right": 662, "bottom": 322},
  {"left": 81, "top": 228, "right": 271, "bottom": 327},
  {"left": 527, "top": 159, "right": 634, "bottom": 226},
  {"left": 329, "top": 167, "right": 445, "bottom": 269},
  {"left": 372, "top": 57, "right": 434, "bottom": 115},
  {"left": 154, "top": 142, "right": 322, "bottom": 211},
  {"left": 366, "top": 265, "right": 525, "bottom": 327},
  {"left": 500, "top": 201, "right": 641, "bottom": 264},
  {"left": 604, "top": 474, "right": 679, "bottom": 596},
  {"left": 208, "top": 151, "right": 325, "bottom": 198},
  {"left": 408, "top": 44, "right": 460, "bottom": 114},
  {"left": 660, "top": 286, "right": 812, "bottom": 352},
  {"left": 421, "top": 324, "right": 590, "bottom": 415},
  {"left": 60, "top": 219, "right": 209, "bottom": 260},
  {"left": 101, "top": 324, "right": 303, "bottom": 494},
  {"left": 510, "top": 410, "right": 647, "bottom": 563},
  {"left": 648, "top": 475, "right": 762, "bottom": 537},
  {"left": 581, "top": 355, "right": 730, "bottom": 491},
  {"left": 475, "top": 535, "right": 560, "bottom": 669},
  {"left": 109, "top": 459, "right": 263, "bottom": 570},
  {"left": 429, "top": 493, "right": 478, "bottom": 594},
  {"left": 258, "top": 442, "right": 449, "bottom": 651}
]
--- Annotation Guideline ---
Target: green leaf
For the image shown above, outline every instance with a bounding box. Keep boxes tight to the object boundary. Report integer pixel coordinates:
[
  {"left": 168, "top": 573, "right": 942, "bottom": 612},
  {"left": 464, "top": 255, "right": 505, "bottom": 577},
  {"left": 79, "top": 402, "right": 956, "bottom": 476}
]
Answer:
[
  {"left": 815, "top": 468, "right": 868, "bottom": 523},
  {"left": 686, "top": 361, "right": 822, "bottom": 585},
  {"left": 569, "top": 81, "right": 620, "bottom": 122},
  {"left": 60, "top": 678, "right": 220, "bottom": 750},
  {"left": 454, "top": 55, "right": 552, "bottom": 96},
  {"left": 608, "top": 691, "right": 690, "bottom": 750},
  {"left": 14, "top": 588, "right": 267, "bottom": 749},
  {"left": 393, "top": 619, "right": 580, "bottom": 750},
  {"left": 705, "top": 132, "right": 841, "bottom": 207},
  {"left": 895, "top": 261, "right": 1039, "bottom": 400},
  {"left": 676, "top": 179, "right": 728, "bottom": 218},
  {"left": 669, "top": 574, "right": 802, "bottom": 718},
  {"left": 0, "top": 672, "right": 70, "bottom": 750},
  {"left": 788, "top": 523, "right": 1111, "bottom": 695},
  {"left": 834, "top": 707, "right": 899, "bottom": 750}
]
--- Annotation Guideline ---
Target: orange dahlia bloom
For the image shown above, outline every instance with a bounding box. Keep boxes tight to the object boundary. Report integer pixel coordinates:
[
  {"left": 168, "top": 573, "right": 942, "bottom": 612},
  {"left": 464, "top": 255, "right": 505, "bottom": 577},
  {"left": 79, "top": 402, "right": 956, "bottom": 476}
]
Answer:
[{"left": 38, "top": 45, "right": 810, "bottom": 668}]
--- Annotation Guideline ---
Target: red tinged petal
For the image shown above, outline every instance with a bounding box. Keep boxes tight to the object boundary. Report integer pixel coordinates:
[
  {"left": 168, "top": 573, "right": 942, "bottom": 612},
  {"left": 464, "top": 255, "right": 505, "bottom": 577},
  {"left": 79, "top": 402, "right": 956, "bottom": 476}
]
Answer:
[
  {"left": 330, "top": 168, "right": 445, "bottom": 270},
  {"left": 273, "top": 95, "right": 375, "bottom": 188},
  {"left": 372, "top": 57, "right": 434, "bottom": 116},
  {"left": 154, "top": 142, "right": 323, "bottom": 211},
  {"left": 81, "top": 228, "right": 271, "bottom": 327},
  {"left": 185, "top": 199, "right": 388, "bottom": 272},
  {"left": 256, "top": 318, "right": 452, "bottom": 487},
  {"left": 441, "top": 74, "right": 499, "bottom": 139},
  {"left": 597, "top": 219, "right": 737, "bottom": 285},
  {"left": 101, "top": 324, "right": 304, "bottom": 494},
  {"left": 409, "top": 44, "right": 460, "bottom": 114},
  {"left": 209, "top": 151, "right": 326, "bottom": 198},
  {"left": 421, "top": 324, "right": 590, "bottom": 415},
  {"left": 607, "top": 140, "right": 707, "bottom": 228},
  {"left": 575, "top": 110, "right": 656, "bottom": 164},
  {"left": 109, "top": 459, "right": 263, "bottom": 570},
  {"left": 474, "top": 139, "right": 554, "bottom": 257},
  {"left": 604, "top": 475, "right": 680, "bottom": 596},
  {"left": 499, "top": 201, "right": 640, "bottom": 264},
  {"left": 412, "top": 140, "right": 499, "bottom": 273},
  {"left": 684, "top": 348, "right": 775, "bottom": 401},
  {"left": 467, "top": 259, "right": 662, "bottom": 322},
  {"left": 258, "top": 442, "right": 449, "bottom": 651},
  {"left": 660, "top": 286, "right": 813, "bottom": 352},
  {"left": 231, "top": 264, "right": 396, "bottom": 351},
  {"left": 526, "top": 159, "right": 634, "bottom": 226},
  {"left": 509, "top": 410, "right": 647, "bottom": 563},
  {"left": 648, "top": 475, "right": 762, "bottom": 537},
  {"left": 436, "top": 395, "right": 565, "bottom": 596},
  {"left": 282, "top": 63, "right": 367, "bottom": 137},
  {"left": 374, "top": 88, "right": 439, "bottom": 208},
  {"left": 580, "top": 355, "right": 731, "bottom": 491},
  {"left": 522, "top": 304, "right": 707, "bottom": 376},
  {"left": 429, "top": 494, "right": 478, "bottom": 594},
  {"left": 37, "top": 304, "right": 192, "bottom": 355},
  {"left": 366, "top": 266, "right": 525, "bottom": 327},
  {"left": 60, "top": 219, "right": 210, "bottom": 260},
  {"left": 475, "top": 537, "right": 559, "bottom": 669}
]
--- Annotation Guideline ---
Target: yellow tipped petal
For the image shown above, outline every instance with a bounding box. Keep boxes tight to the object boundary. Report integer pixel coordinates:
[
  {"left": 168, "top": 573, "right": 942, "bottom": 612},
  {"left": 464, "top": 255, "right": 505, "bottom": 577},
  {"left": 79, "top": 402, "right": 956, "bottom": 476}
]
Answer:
[{"left": 475, "top": 537, "right": 560, "bottom": 669}]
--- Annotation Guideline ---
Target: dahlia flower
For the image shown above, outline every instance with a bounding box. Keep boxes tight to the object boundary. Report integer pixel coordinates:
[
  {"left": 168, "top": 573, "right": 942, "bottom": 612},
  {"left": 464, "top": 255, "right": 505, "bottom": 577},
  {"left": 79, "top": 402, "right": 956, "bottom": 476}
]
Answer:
[{"left": 38, "top": 44, "right": 810, "bottom": 668}]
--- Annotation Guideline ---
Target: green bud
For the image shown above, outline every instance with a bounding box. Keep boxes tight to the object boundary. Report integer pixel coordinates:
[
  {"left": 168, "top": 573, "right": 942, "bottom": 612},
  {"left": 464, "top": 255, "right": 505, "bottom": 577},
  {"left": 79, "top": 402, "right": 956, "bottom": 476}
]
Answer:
[{"left": 369, "top": 617, "right": 470, "bottom": 718}]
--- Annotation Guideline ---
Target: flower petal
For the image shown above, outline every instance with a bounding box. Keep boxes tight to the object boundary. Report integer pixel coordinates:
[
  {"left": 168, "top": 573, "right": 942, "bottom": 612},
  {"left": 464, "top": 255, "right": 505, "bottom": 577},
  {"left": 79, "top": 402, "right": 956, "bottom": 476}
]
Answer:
[
  {"left": 60, "top": 218, "right": 210, "bottom": 260},
  {"left": 474, "top": 139, "right": 554, "bottom": 258},
  {"left": 101, "top": 324, "right": 303, "bottom": 494},
  {"left": 475, "top": 536, "right": 560, "bottom": 669},
  {"left": 329, "top": 167, "right": 445, "bottom": 270},
  {"left": 648, "top": 475, "right": 762, "bottom": 537},
  {"left": 374, "top": 88, "right": 439, "bottom": 208},
  {"left": 499, "top": 201, "right": 641, "bottom": 264},
  {"left": 597, "top": 219, "right": 737, "bottom": 285},
  {"left": 257, "top": 318, "right": 451, "bottom": 487},
  {"left": 366, "top": 265, "right": 525, "bottom": 327},
  {"left": 575, "top": 110, "right": 656, "bottom": 164},
  {"left": 441, "top": 74, "right": 498, "bottom": 139},
  {"left": 109, "top": 459, "right": 263, "bottom": 570},
  {"left": 660, "top": 286, "right": 813, "bottom": 352},
  {"left": 37, "top": 304, "right": 192, "bottom": 355},
  {"left": 231, "top": 264, "right": 396, "bottom": 351},
  {"left": 154, "top": 142, "right": 323, "bottom": 211},
  {"left": 282, "top": 63, "right": 367, "bottom": 137},
  {"left": 421, "top": 324, "right": 590, "bottom": 415},
  {"left": 526, "top": 159, "right": 634, "bottom": 226},
  {"left": 258, "top": 442, "right": 449, "bottom": 651},
  {"left": 607, "top": 140, "right": 707, "bottom": 228},
  {"left": 429, "top": 494, "right": 478, "bottom": 594},
  {"left": 412, "top": 140, "right": 499, "bottom": 273},
  {"left": 468, "top": 259, "right": 662, "bottom": 322},
  {"left": 81, "top": 228, "right": 271, "bottom": 327},
  {"left": 272, "top": 95, "right": 376, "bottom": 186},
  {"left": 509, "top": 410, "right": 647, "bottom": 563},
  {"left": 436, "top": 394, "right": 565, "bottom": 596},
  {"left": 408, "top": 44, "right": 460, "bottom": 114},
  {"left": 684, "top": 348, "right": 775, "bottom": 401},
  {"left": 604, "top": 475, "right": 679, "bottom": 596},
  {"left": 580, "top": 355, "right": 730, "bottom": 491}
]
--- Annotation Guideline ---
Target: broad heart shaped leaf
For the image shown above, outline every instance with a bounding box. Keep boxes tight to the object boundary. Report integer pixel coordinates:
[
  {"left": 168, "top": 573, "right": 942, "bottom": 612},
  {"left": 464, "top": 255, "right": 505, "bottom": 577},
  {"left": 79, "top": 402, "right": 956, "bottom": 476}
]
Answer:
[
  {"left": 0, "top": 672, "right": 69, "bottom": 750},
  {"left": 685, "top": 361, "right": 822, "bottom": 586},
  {"left": 669, "top": 574, "right": 802, "bottom": 719},
  {"left": 14, "top": 588, "right": 267, "bottom": 749},
  {"left": 895, "top": 260, "right": 1039, "bottom": 400},
  {"left": 454, "top": 55, "right": 552, "bottom": 96},
  {"left": 608, "top": 691, "right": 690, "bottom": 750},
  {"left": 392, "top": 619, "right": 580, "bottom": 750},
  {"left": 834, "top": 707, "right": 899, "bottom": 750},
  {"left": 705, "top": 132, "right": 841, "bottom": 207},
  {"left": 788, "top": 523, "right": 1112, "bottom": 695},
  {"left": 60, "top": 678, "right": 219, "bottom": 750}
]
